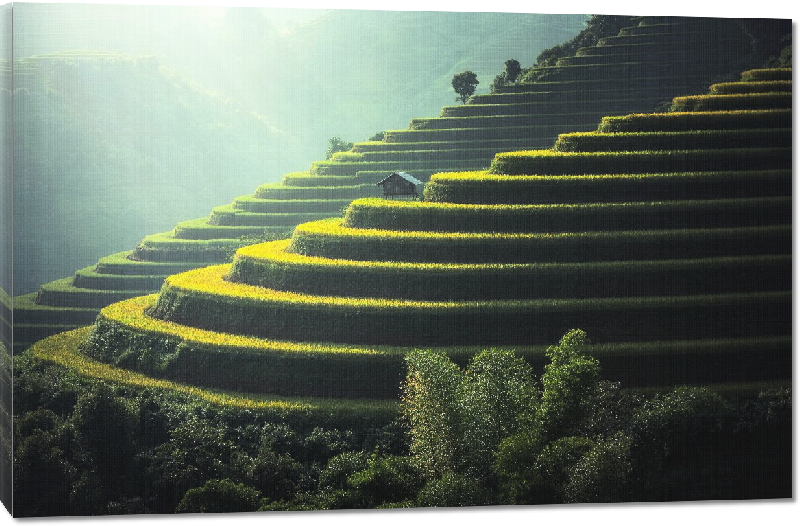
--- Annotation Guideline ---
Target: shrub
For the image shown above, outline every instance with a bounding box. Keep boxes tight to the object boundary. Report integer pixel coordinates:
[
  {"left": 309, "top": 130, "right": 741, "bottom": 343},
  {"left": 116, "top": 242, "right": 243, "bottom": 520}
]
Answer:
[
  {"left": 176, "top": 479, "right": 262, "bottom": 513},
  {"left": 415, "top": 472, "right": 494, "bottom": 507},
  {"left": 245, "top": 449, "right": 305, "bottom": 502},
  {"left": 564, "top": 433, "right": 632, "bottom": 503},
  {"left": 318, "top": 451, "right": 371, "bottom": 490},
  {"left": 345, "top": 455, "right": 422, "bottom": 507}
]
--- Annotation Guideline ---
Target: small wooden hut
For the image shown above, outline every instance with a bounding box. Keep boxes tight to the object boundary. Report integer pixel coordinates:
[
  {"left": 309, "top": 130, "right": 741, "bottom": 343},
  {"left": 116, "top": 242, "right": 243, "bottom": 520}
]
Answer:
[{"left": 376, "top": 172, "right": 423, "bottom": 200}]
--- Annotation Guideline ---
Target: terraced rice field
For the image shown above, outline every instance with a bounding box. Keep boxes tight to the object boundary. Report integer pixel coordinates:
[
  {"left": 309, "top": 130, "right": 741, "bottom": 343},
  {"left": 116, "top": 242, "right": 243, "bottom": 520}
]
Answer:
[
  {"left": 30, "top": 68, "right": 791, "bottom": 413},
  {"left": 13, "top": 15, "right": 780, "bottom": 352}
]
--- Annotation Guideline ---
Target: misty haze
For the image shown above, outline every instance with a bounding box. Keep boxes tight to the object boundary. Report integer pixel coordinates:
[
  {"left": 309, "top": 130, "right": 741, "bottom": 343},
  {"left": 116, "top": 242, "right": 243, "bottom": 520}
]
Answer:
[
  {"left": 1, "top": 6, "right": 791, "bottom": 516},
  {"left": 10, "top": 5, "right": 585, "bottom": 293}
]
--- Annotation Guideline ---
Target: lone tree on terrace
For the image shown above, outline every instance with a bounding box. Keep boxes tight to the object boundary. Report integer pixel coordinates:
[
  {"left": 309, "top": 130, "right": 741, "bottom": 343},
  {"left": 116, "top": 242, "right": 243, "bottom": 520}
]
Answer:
[
  {"left": 504, "top": 59, "right": 522, "bottom": 83},
  {"left": 452, "top": 70, "right": 479, "bottom": 104},
  {"left": 325, "top": 136, "right": 354, "bottom": 160}
]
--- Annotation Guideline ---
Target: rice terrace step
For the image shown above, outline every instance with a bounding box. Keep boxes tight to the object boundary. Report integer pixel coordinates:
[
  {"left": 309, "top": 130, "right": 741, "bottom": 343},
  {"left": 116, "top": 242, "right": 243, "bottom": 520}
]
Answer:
[
  {"left": 33, "top": 66, "right": 792, "bottom": 400},
  {"left": 14, "top": 14, "right": 785, "bottom": 354}
]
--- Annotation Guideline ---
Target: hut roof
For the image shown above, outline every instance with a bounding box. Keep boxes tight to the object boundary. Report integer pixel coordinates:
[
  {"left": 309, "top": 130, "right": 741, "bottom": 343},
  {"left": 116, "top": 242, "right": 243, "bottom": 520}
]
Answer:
[{"left": 376, "top": 172, "right": 423, "bottom": 186}]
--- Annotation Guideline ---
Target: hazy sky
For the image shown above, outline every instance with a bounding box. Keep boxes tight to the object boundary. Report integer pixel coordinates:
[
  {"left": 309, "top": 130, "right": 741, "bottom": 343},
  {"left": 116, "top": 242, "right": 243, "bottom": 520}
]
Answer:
[
  {"left": 9, "top": 3, "right": 594, "bottom": 293},
  {"left": 168, "top": 5, "right": 327, "bottom": 29},
  {"left": 12, "top": 3, "right": 325, "bottom": 59},
  {"left": 0, "top": 4, "right": 12, "bottom": 294},
  {"left": 0, "top": 4, "right": 8, "bottom": 76}
]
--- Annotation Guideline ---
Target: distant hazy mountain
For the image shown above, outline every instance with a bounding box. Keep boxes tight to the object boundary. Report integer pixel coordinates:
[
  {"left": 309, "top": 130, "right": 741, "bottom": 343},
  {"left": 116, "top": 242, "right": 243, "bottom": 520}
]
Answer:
[
  {"left": 12, "top": 53, "right": 303, "bottom": 294},
  {"left": 13, "top": 4, "right": 588, "bottom": 163},
  {"left": 9, "top": 6, "right": 588, "bottom": 293},
  {"left": 217, "top": 9, "right": 588, "bottom": 160}
]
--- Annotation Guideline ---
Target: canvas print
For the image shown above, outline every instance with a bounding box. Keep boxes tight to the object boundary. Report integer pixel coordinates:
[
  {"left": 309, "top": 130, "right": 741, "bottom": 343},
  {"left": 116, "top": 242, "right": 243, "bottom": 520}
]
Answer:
[{"left": 0, "top": 1, "right": 792, "bottom": 518}]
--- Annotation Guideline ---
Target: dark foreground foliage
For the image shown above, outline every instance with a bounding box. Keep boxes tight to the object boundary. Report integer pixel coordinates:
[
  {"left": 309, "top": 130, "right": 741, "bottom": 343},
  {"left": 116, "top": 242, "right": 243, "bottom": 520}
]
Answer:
[
  {"left": 402, "top": 331, "right": 791, "bottom": 506},
  {"left": 12, "top": 329, "right": 790, "bottom": 516},
  {"left": 0, "top": 342, "right": 11, "bottom": 508}
]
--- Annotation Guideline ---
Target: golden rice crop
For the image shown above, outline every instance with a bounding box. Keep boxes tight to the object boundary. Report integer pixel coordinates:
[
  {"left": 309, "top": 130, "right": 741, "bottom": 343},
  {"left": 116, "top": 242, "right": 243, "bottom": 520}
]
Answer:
[
  {"left": 100, "top": 294, "right": 393, "bottom": 357},
  {"left": 30, "top": 327, "right": 399, "bottom": 414},
  {"left": 293, "top": 217, "right": 540, "bottom": 241},
  {"left": 597, "top": 109, "right": 791, "bottom": 132},
  {"left": 163, "top": 264, "right": 536, "bottom": 310}
]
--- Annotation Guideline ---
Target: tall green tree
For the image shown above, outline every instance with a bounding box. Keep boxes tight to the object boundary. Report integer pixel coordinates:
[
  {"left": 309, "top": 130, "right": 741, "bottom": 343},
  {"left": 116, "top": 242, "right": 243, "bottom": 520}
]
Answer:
[
  {"left": 401, "top": 351, "right": 462, "bottom": 479},
  {"left": 69, "top": 383, "right": 139, "bottom": 513},
  {"left": 457, "top": 349, "right": 538, "bottom": 480},
  {"left": 493, "top": 330, "right": 607, "bottom": 504},
  {"left": 537, "top": 329, "right": 600, "bottom": 442},
  {"left": 504, "top": 59, "right": 522, "bottom": 83},
  {"left": 491, "top": 59, "right": 523, "bottom": 93},
  {"left": 402, "top": 348, "right": 538, "bottom": 491},
  {"left": 451, "top": 71, "right": 479, "bottom": 104}
]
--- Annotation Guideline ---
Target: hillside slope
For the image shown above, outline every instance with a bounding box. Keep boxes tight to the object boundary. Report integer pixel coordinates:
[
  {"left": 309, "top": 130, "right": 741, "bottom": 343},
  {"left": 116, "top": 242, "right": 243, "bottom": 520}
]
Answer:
[
  {"left": 12, "top": 52, "right": 304, "bottom": 295},
  {"left": 12, "top": 15, "right": 791, "bottom": 353},
  {"left": 30, "top": 68, "right": 791, "bottom": 403}
]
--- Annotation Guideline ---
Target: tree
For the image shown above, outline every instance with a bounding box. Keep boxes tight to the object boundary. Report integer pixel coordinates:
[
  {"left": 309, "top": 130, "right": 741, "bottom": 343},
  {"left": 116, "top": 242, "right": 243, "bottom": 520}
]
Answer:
[
  {"left": 490, "top": 72, "right": 508, "bottom": 94},
  {"left": 627, "top": 386, "right": 731, "bottom": 501},
  {"left": 13, "top": 409, "right": 78, "bottom": 516},
  {"left": 148, "top": 415, "right": 240, "bottom": 512},
  {"left": 457, "top": 349, "right": 538, "bottom": 480},
  {"left": 491, "top": 60, "right": 523, "bottom": 93},
  {"left": 452, "top": 71, "right": 479, "bottom": 104},
  {"left": 496, "top": 435, "right": 595, "bottom": 504},
  {"left": 492, "top": 331, "right": 607, "bottom": 505},
  {"left": 537, "top": 329, "right": 600, "bottom": 442},
  {"left": 345, "top": 454, "right": 422, "bottom": 508},
  {"left": 402, "top": 348, "right": 538, "bottom": 487},
  {"left": 401, "top": 351, "right": 462, "bottom": 479},
  {"left": 325, "top": 137, "right": 354, "bottom": 160},
  {"left": 69, "top": 383, "right": 139, "bottom": 511},
  {"left": 415, "top": 472, "right": 494, "bottom": 507},
  {"left": 504, "top": 59, "right": 522, "bottom": 83}
]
